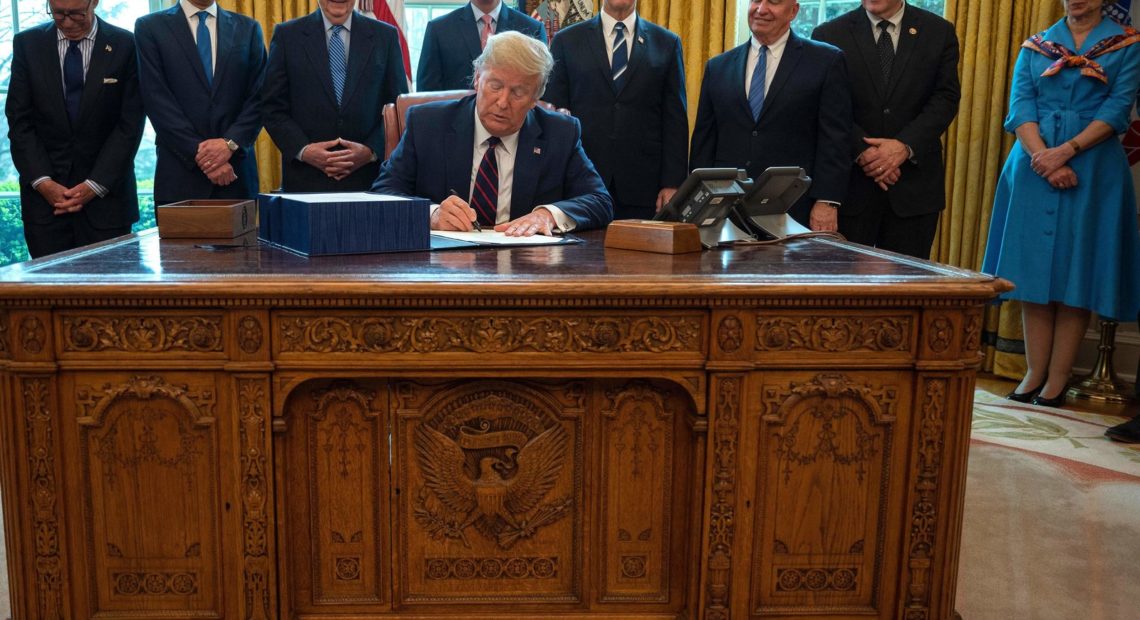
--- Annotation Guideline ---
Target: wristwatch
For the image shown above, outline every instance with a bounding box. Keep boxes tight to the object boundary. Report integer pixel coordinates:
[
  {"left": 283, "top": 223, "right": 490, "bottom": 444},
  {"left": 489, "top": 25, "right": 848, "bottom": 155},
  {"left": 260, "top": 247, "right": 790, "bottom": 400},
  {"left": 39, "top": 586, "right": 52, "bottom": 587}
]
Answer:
[{"left": 224, "top": 139, "right": 239, "bottom": 152}]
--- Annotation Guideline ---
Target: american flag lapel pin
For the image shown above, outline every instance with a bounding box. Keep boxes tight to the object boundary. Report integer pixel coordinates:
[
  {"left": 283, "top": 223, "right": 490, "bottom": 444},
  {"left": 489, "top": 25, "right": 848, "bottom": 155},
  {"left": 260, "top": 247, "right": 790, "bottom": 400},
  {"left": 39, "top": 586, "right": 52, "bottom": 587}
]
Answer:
[
  {"left": 908, "top": 27, "right": 917, "bottom": 36},
  {"left": 105, "top": 44, "right": 113, "bottom": 52},
  {"left": 533, "top": 147, "right": 542, "bottom": 155}
]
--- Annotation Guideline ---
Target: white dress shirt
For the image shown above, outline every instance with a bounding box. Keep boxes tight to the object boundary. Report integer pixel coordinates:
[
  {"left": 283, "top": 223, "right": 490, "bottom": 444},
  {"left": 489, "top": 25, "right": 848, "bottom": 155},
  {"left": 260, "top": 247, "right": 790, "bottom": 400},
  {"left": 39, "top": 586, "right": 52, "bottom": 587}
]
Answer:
[
  {"left": 867, "top": 2, "right": 905, "bottom": 52},
  {"left": 472, "top": 1, "right": 503, "bottom": 34},
  {"left": 600, "top": 10, "right": 637, "bottom": 68},
  {"left": 744, "top": 28, "right": 790, "bottom": 101}
]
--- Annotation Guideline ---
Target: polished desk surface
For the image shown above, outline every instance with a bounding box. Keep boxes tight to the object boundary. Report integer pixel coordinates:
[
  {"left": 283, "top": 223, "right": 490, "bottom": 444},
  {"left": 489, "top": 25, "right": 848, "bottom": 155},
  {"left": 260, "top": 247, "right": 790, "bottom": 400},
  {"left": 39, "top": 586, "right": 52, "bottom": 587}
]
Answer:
[{"left": 0, "top": 229, "right": 999, "bottom": 302}]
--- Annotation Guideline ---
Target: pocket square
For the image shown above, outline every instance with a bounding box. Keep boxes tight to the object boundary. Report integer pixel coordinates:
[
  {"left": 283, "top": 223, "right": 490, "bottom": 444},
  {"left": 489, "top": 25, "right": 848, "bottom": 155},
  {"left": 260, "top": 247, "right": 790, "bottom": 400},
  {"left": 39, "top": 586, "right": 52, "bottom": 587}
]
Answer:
[{"left": 103, "top": 78, "right": 118, "bottom": 84}]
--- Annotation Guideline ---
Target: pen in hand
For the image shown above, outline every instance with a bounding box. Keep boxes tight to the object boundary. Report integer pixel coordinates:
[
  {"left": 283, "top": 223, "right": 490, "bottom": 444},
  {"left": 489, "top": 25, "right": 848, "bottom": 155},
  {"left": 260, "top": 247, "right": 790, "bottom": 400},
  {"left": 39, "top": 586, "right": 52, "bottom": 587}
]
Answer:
[{"left": 449, "top": 188, "right": 481, "bottom": 232}]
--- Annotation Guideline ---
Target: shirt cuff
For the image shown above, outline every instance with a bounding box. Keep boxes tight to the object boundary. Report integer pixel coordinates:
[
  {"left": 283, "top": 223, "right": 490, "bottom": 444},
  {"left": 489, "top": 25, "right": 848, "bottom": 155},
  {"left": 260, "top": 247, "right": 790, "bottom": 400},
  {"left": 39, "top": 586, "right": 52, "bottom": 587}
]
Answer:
[
  {"left": 31, "top": 176, "right": 51, "bottom": 189},
  {"left": 536, "top": 205, "right": 576, "bottom": 232},
  {"left": 85, "top": 179, "right": 109, "bottom": 198},
  {"left": 817, "top": 200, "right": 841, "bottom": 208},
  {"left": 296, "top": 145, "right": 308, "bottom": 161}
]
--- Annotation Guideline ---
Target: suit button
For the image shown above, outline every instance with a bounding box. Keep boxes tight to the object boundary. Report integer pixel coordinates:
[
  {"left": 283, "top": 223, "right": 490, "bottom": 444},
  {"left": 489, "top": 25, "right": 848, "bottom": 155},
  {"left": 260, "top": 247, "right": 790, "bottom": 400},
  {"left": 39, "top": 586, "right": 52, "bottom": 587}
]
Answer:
[
  {"left": 614, "top": 103, "right": 621, "bottom": 110},
  {"left": 745, "top": 160, "right": 751, "bottom": 167},
  {"left": 752, "top": 131, "right": 758, "bottom": 137},
  {"left": 883, "top": 108, "right": 891, "bottom": 114},
  {"left": 1044, "top": 230, "right": 1053, "bottom": 236}
]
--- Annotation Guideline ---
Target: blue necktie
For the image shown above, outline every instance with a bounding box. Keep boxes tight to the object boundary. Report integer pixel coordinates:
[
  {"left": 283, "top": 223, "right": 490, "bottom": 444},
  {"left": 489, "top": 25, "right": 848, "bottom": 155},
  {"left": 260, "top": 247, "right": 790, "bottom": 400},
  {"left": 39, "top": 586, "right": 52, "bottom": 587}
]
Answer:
[
  {"left": 611, "top": 22, "right": 628, "bottom": 89},
  {"left": 63, "top": 39, "right": 83, "bottom": 125},
  {"left": 749, "top": 45, "right": 767, "bottom": 122},
  {"left": 196, "top": 11, "right": 213, "bottom": 86},
  {"left": 329, "top": 24, "right": 347, "bottom": 106}
]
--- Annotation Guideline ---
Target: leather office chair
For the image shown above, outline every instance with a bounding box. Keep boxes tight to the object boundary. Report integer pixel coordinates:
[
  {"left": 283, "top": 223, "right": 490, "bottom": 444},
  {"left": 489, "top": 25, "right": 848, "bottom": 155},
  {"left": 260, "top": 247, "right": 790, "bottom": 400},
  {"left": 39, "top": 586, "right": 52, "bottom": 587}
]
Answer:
[{"left": 381, "top": 90, "right": 569, "bottom": 160}]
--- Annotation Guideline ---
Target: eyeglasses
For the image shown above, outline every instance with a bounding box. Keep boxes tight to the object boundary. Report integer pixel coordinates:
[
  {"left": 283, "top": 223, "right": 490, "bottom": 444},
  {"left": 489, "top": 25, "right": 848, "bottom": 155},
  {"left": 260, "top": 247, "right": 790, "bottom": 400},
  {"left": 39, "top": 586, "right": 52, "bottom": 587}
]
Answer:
[{"left": 47, "top": 2, "right": 93, "bottom": 22}]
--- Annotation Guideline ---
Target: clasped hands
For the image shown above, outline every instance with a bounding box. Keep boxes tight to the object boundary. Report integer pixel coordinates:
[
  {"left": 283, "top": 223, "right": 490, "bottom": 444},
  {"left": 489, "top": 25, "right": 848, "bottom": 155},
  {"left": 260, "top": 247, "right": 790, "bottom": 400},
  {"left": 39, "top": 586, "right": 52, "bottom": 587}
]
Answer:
[
  {"left": 37, "top": 179, "right": 95, "bottom": 216},
  {"left": 301, "top": 138, "right": 374, "bottom": 181},
  {"left": 433, "top": 194, "right": 557, "bottom": 237},
  {"left": 1030, "top": 144, "right": 1078, "bottom": 190},
  {"left": 195, "top": 138, "right": 238, "bottom": 186},
  {"left": 858, "top": 137, "right": 907, "bottom": 191}
]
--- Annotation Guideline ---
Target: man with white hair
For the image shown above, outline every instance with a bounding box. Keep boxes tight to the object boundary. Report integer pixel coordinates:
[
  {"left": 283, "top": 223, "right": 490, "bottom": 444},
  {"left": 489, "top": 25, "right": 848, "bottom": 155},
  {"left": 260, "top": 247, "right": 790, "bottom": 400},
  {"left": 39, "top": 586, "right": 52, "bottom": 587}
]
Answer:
[{"left": 373, "top": 31, "right": 613, "bottom": 236}]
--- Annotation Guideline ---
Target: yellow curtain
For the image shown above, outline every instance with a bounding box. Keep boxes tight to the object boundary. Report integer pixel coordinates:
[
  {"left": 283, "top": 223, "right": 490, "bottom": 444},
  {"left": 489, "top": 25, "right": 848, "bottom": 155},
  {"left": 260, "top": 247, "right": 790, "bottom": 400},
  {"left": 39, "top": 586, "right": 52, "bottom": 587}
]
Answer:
[
  {"left": 936, "top": 0, "right": 1062, "bottom": 378},
  {"left": 218, "top": 0, "right": 319, "bottom": 192},
  {"left": 622, "top": 1, "right": 739, "bottom": 129}
]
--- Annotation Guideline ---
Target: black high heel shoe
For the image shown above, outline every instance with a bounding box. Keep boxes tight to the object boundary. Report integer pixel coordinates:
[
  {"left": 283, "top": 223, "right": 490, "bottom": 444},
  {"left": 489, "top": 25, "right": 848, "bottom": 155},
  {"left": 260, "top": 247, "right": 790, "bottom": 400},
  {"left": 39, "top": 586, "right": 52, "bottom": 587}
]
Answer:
[
  {"left": 1007, "top": 378, "right": 1046, "bottom": 403},
  {"left": 1032, "top": 385, "right": 1068, "bottom": 408}
]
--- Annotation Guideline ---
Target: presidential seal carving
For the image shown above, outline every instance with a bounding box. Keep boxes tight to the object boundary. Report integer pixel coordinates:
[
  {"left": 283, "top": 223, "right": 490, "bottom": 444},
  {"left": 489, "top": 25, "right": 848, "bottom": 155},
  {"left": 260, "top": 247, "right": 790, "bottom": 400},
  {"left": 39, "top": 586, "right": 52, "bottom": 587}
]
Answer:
[{"left": 413, "top": 393, "right": 572, "bottom": 550}]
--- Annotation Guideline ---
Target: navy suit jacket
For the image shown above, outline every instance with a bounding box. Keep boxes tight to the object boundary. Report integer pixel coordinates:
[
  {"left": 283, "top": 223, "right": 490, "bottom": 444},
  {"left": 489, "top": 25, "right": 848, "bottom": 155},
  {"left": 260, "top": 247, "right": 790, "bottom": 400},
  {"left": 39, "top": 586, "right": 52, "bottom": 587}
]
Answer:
[
  {"left": 5, "top": 19, "right": 144, "bottom": 228},
  {"left": 690, "top": 31, "right": 853, "bottom": 225},
  {"left": 262, "top": 10, "right": 408, "bottom": 192},
  {"left": 545, "top": 16, "right": 687, "bottom": 219},
  {"left": 135, "top": 5, "right": 266, "bottom": 204},
  {"left": 416, "top": 3, "right": 546, "bottom": 91},
  {"left": 371, "top": 95, "right": 613, "bottom": 231},
  {"left": 813, "top": 6, "right": 960, "bottom": 217}
]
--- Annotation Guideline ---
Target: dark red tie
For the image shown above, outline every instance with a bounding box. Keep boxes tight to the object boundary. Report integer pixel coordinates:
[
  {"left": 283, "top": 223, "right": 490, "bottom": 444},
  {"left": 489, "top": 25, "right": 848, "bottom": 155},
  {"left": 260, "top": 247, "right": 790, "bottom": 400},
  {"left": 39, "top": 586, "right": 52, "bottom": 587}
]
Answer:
[{"left": 470, "top": 136, "right": 500, "bottom": 226}]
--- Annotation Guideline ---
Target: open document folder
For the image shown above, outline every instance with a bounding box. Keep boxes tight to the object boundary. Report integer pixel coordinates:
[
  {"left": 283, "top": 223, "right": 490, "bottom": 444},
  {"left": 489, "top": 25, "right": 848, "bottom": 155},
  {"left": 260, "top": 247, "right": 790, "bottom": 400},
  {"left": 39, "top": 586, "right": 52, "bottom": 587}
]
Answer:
[{"left": 431, "top": 229, "right": 581, "bottom": 249}]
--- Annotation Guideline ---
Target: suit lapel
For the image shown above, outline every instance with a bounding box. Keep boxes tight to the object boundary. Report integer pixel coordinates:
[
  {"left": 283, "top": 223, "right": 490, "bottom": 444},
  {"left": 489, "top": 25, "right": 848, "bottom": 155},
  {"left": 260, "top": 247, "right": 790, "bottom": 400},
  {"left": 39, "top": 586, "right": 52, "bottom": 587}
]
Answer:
[
  {"left": 211, "top": 7, "right": 236, "bottom": 97},
  {"left": 36, "top": 23, "right": 69, "bottom": 129},
  {"left": 165, "top": 5, "right": 212, "bottom": 91},
  {"left": 585, "top": 17, "right": 612, "bottom": 90},
  {"left": 760, "top": 33, "right": 803, "bottom": 123},
  {"left": 511, "top": 111, "right": 543, "bottom": 219},
  {"left": 730, "top": 43, "right": 753, "bottom": 123},
  {"left": 884, "top": 8, "right": 922, "bottom": 100},
  {"left": 848, "top": 10, "right": 887, "bottom": 99},
  {"left": 457, "top": 7, "right": 483, "bottom": 65},
  {"left": 446, "top": 99, "right": 477, "bottom": 202},
  {"left": 302, "top": 11, "right": 339, "bottom": 108},
  {"left": 76, "top": 20, "right": 112, "bottom": 128},
  {"left": 341, "top": 13, "right": 374, "bottom": 107}
]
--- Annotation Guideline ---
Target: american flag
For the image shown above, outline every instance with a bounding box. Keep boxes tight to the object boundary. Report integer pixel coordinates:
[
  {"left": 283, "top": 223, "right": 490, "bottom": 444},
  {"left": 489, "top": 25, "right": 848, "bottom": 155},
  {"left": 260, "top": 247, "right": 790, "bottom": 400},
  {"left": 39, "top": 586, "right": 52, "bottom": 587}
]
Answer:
[{"left": 359, "top": 0, "right": 412, "bottom": 84}]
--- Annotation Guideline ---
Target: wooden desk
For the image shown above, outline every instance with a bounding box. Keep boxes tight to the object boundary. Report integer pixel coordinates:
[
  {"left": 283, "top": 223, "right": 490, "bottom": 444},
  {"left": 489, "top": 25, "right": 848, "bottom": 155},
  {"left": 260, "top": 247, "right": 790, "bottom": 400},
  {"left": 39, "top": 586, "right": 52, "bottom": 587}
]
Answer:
[{"left": 0, "top": 231, "right": 1007, "bottom": 620}]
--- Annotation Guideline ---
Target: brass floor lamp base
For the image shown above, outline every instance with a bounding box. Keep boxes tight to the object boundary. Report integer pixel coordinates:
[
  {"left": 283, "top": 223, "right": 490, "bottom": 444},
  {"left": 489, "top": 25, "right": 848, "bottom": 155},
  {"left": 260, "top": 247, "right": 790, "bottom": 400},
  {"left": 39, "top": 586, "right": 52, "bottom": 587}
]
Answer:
[{"left": 1066, "top": 320, "right": 1136, "bottom": 404}]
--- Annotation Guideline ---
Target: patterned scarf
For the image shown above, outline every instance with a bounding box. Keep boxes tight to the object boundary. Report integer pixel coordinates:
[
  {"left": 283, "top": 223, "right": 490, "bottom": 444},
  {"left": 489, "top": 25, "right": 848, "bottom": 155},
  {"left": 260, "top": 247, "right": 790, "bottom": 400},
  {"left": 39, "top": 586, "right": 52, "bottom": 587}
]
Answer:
[{"left": 1022, "top": 24, "right": 1140, "bottom": 84}]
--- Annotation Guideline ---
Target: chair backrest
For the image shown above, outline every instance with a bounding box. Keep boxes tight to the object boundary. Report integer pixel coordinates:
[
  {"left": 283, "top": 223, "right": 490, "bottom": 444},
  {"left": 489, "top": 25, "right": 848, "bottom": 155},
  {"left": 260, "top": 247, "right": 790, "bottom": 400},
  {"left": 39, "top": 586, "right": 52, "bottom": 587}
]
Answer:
[{"left": 381, "top": 90, "right": 570, "bottom": 160}]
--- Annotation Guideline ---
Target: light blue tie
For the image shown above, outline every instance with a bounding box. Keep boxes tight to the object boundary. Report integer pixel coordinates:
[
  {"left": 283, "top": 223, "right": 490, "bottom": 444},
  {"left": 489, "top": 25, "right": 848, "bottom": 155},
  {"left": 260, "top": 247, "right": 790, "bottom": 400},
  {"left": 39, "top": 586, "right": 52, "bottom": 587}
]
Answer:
[
  {"left": 196, "top": 11, "right": 212, "bottom": 86},
  {"left": 329, "top": 24, "right": 347, "bottom": 106},
  {"left": 748, "top": 45, "right": 767, "bottom": 122}
]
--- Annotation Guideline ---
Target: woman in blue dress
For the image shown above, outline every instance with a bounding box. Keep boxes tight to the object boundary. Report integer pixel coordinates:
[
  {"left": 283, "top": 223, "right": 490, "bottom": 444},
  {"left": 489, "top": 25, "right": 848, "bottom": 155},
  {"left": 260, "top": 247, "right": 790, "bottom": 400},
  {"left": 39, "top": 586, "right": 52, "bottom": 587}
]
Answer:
[{"left": 984, "top": 0, "right": 1140, "bottom": 406}]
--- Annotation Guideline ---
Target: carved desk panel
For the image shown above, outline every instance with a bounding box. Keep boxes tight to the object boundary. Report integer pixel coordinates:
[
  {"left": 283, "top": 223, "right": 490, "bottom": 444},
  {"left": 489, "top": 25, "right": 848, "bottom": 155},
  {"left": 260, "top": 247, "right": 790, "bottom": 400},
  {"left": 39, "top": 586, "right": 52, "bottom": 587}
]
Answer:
[{"left": 0, "top": 231, "right": 1008, "bottom": 620}]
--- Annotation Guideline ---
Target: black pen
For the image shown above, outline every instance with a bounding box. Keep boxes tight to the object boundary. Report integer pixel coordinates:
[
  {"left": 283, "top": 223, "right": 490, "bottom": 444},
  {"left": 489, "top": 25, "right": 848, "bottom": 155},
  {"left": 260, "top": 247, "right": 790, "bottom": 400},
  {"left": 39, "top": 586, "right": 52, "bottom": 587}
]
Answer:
[{"left": 448, "top": 188, "right": 481, "bottom": 232}]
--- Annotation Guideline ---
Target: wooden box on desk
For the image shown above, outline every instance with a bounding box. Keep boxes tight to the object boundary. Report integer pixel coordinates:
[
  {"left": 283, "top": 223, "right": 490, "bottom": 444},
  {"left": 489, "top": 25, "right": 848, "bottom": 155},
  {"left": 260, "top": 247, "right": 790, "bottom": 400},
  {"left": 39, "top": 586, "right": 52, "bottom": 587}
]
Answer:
[
  {"left": 156, "top": 199, "right": 257, "bottom": 239},
  {"left": 258, "top": 192, "right": 431, "bottom": 256}
]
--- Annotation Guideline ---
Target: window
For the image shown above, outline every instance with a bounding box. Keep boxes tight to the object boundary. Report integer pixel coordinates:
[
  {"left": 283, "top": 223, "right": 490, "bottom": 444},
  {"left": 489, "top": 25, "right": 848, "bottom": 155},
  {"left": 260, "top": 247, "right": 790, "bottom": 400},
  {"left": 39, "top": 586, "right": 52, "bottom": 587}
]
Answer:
[
  {"left": 734, "top": 0, "right": 947, "bottom": 44},
  {"left": 404, "top": 0, "right": 467, "bottom": 90},
  {"left": 0, "top": 0, "right": 172, "bottom": 266}
]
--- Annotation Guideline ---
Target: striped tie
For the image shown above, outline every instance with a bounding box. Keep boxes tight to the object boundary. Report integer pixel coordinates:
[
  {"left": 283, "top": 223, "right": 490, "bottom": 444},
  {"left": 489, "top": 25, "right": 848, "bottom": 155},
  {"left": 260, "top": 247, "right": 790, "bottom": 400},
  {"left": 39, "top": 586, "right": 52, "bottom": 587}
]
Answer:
[
  {"left": 877, "top": 21, "right": 894, "bottom": 84},
  {"left": 748, "top": 46, "right": 767, "bottom": 122},
  {"left": 196, "top": 11, "right": 212, "bottom": 85},
  {"left": 480, "top": 14, "right": 493, "bottom": 50},
  {"left": 611, "top": 22, "right": 628, "bottom": 86},
  {"left": 329, "top": 24, "right": 347, "bottom": 105},
  {"left": 470, "top": 137, "right": 501, "bottom": 226}
]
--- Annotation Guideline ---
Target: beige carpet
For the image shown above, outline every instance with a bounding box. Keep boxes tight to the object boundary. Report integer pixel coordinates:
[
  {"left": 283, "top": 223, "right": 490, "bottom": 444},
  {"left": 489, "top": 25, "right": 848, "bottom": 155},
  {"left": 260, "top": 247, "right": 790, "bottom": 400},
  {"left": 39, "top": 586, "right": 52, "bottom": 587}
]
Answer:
[
  {"left": 957, "top": 391, "right": 1140, "bottom": 619},
  {"left": 0, "top": 392, "right": 1135, "bottom": 619}
]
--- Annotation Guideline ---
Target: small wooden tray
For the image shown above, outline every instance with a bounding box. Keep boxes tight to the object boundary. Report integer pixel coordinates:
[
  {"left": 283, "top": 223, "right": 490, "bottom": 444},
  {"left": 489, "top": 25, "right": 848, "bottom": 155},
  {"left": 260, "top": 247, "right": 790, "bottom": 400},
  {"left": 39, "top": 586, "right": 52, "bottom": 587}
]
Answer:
[
  {"left": 603, "top": 220, "right": 702, "bottom": 254},
  {"left": 156, "top": 199, "right": 257, "bottom": 239}
]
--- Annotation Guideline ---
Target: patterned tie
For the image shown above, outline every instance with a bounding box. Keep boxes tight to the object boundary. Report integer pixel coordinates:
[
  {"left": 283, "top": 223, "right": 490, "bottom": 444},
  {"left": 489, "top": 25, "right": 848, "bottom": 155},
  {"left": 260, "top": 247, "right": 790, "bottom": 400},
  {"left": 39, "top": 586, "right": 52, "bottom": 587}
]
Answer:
[
  {"left": 877, "top": 21, "right": 894, "bottom": 84},
  {"left": 748, "top": 45, "right": 767, "bottom": 122},
  {"left": 612, "top": 22, "right": 628, "bottom": 86},
  {"left": 196, "top": 11, "right": 212, "bottom": 86},
  {"left": 470, "top": 137, "right": 501, "bottom": 226},
  {"left": 63, "top": 39, "right": 84, "bottom": 125},
  {"left": 480, "top": 14, "right": 494, "bottom": 50},
  {"left": 329, "top": 24, "right": 347, "bottom": 106}
]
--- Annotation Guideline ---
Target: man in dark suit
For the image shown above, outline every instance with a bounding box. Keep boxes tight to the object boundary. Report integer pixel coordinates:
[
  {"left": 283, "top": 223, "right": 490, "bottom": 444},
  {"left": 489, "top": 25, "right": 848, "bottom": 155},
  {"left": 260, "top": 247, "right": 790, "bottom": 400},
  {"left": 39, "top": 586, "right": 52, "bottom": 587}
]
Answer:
[
  {"left": 5, "top": 0, "right": 144, "bottom": 258},
  {"left": 373, "top": 31, "right": 613, "bottom": 235},
  {"left": 262, "top": 0, "right": 408, "bottom": 193},
  {"left": 135, "top": 0, "right": 266, "bottom": 205},
  {"left": 545, "top": 0, "right": 687, "bottom": 220},
  {"left": 690, "top": 0, "right": 852, "bottom": 231},
  {"left": 416, "top": 0, "right": 546, "bottom": 92},
  {"left": 813, "top": 0, "right": 960, "bottom": 259}
]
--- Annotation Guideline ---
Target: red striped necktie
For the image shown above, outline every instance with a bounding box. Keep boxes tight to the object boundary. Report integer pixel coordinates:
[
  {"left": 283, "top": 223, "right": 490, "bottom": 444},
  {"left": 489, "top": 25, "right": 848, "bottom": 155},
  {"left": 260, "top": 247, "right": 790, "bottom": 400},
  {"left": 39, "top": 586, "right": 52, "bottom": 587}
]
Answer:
[{"left": 470, "top": 136, "right": 501, "bottom": 226}]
